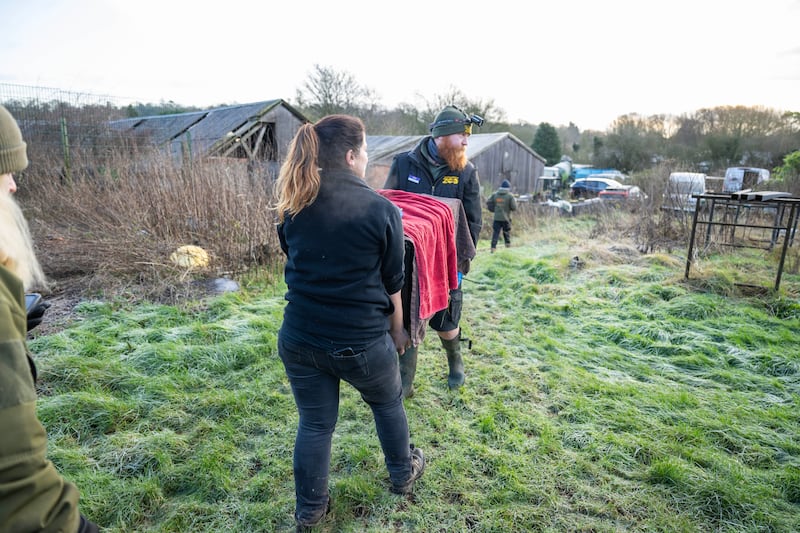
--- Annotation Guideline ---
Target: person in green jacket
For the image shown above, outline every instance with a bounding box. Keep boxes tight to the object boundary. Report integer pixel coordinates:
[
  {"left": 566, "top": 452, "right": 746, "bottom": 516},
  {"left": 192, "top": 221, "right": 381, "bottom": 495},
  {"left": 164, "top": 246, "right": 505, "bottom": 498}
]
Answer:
[
  {"left": 1, "top": 106, "right": 51, "bottom": 332},
  {"left": 0, "top": 105, "right": 99, "bottom": 533},
  {"left": 486, "top": 179, "right": 517, "bottom": 252}
]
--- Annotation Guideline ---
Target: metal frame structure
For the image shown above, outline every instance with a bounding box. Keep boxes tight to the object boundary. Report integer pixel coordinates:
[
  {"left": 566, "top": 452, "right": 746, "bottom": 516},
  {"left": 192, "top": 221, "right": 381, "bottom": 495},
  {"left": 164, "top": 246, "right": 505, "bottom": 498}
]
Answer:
[{"left": 684, "top": 192, "right": 800, "bottom": 290}]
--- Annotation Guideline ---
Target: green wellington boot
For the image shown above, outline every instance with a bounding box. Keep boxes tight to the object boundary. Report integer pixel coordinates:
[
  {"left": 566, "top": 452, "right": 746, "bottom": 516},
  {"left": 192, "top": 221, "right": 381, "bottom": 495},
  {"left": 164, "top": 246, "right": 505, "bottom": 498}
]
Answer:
[
  {"left": 440, "top": 336, "right": 465, "bottom": 389},
  {"left": 399, "top": 345, "right": 418, "bottom": 399}
]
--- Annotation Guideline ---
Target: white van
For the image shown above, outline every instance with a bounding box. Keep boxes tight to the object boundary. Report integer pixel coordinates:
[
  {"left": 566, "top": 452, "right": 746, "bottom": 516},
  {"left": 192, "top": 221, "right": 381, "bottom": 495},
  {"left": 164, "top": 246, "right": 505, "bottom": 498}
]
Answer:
[
  {"left": 723, "top": 167, "right": 770, "bottom": 193},
  {"left": 665, "top": 172, "right": 707, "bottom": 211}
]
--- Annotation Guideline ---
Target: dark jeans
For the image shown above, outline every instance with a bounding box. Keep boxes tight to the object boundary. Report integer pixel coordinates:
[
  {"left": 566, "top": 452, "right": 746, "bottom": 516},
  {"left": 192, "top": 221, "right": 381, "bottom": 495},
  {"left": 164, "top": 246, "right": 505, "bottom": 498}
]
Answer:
[
  {"left": 278, "top": 331, "right": 412, "bottom": 525},
  {"left": 491, "top": 220, "right": 512, "bottom": 248}
]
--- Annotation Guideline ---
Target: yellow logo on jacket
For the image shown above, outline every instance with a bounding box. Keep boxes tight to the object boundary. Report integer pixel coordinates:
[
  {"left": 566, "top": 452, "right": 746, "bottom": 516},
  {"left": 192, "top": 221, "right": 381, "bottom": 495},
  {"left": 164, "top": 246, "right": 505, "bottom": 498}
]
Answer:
[{"left": 442, "top": 176, "right": 459, "bottom": 185}]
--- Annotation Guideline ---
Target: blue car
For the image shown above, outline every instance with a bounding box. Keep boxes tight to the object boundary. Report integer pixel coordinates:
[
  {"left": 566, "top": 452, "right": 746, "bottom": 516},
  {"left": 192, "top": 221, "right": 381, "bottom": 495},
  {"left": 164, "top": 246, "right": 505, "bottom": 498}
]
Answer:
[{"left": 570, "top": 177, "right": 625, "bottom": 199}]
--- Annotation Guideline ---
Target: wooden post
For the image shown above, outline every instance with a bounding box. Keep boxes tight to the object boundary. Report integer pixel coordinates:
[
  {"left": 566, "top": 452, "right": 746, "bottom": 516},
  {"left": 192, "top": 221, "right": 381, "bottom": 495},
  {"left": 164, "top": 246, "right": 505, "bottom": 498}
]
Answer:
[{"left": 60, "top": 117, "right": 71, "bottom": 184}]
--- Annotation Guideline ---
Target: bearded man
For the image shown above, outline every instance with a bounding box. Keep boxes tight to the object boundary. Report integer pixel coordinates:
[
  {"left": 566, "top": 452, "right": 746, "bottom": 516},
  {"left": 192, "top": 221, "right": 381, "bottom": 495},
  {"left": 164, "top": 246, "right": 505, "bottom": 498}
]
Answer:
[{"left": 382, "top": 105, "right": 483, "bottom": 398}]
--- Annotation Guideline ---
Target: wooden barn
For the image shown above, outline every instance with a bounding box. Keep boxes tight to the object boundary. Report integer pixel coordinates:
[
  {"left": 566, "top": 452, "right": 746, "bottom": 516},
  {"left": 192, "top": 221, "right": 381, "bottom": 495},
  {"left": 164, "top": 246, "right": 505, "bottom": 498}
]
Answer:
[
  {"left": 365, "top": 132, "right": 546, "bottom": 196},
  {"left": 109, "top": 100, "right": 308, "bottom": 177}
]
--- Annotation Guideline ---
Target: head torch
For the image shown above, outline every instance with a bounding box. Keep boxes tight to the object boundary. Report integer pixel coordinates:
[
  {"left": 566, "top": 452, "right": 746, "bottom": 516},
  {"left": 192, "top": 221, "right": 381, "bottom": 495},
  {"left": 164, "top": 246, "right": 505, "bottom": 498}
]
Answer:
[
  {"left": 468, "top": 114, "right": 485, "bottom": 127},
  {"left": 429, "top": 112, "right": 485, "bottom": 132}
]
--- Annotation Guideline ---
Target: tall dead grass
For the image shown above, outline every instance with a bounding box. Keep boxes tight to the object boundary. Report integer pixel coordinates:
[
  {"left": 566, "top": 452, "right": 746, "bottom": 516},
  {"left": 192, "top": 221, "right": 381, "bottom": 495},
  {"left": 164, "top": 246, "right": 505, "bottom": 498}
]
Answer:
[
  {"left": 620, "top": 165, "right": 702, "bottom": 253},
  {"left": 16, "top": 147, "right": 280, "bottom": 302}
]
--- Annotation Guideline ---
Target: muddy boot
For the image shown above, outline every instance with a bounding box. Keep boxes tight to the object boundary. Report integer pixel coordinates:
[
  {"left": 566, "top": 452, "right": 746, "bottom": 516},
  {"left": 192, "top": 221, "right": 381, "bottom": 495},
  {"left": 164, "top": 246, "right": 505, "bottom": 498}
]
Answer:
[
  {"left": 390, "top": 445, "right": 426, "bottom": 495},
  {"left": 440, "top": 336, "right": 465, "bottom": 389},
  {"left": 399, "top": 346, "right": 418, "bottom": 399}
]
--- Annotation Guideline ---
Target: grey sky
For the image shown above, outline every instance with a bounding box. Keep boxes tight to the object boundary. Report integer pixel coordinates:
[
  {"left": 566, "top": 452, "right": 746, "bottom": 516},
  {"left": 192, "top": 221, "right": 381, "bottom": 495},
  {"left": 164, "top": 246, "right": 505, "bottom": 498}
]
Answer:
[{"left": 2, "top": 0, "right": 798, "bottom": 130}]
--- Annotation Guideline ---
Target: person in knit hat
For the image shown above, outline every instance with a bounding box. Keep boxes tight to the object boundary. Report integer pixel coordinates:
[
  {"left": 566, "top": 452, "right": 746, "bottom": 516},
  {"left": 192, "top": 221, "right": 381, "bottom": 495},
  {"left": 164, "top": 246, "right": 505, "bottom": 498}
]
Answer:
[
  {"left": 0, "top": 105, "right": 51, "bottom": 331},
  {"left": 486, "top": 179, "right": 518, "bottom": 252},
  {"left": 0, "top": 104, "right": 28, "bottom": 194},
  {"left": 382, "top": 105, "right": 484, "bottom": 398},
  {"left": 0, "top": 106, "right": 100, "bottom": 532}
]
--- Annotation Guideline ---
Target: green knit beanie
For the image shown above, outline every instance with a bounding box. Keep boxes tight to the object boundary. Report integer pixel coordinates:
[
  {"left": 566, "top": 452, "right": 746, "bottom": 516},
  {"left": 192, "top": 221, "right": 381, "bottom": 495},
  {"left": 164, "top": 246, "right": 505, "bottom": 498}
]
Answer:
[
  {"left": 0, "top": 105, "right": 28, "bottom": 174},
  {"left": 430, "top": 105, "right": 472, "bottom": 138}
]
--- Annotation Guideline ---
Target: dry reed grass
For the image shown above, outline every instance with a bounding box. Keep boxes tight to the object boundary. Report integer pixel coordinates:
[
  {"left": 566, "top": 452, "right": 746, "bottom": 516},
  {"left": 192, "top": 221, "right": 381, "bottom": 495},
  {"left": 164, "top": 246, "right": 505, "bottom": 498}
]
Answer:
[{"left": 17, "top": 147, "right": 280, "bottom": 303}]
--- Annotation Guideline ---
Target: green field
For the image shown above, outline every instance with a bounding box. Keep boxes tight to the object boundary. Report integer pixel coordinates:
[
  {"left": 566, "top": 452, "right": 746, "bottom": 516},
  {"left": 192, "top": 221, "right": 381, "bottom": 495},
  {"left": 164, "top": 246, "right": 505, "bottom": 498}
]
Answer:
[{"left": 30, "top": 215, "right": 800, "bottom": 532}]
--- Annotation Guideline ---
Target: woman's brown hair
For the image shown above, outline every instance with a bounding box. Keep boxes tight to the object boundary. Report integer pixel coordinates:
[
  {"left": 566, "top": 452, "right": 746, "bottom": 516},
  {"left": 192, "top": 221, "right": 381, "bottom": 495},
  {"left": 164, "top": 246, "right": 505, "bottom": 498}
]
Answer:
[{"left": 274, "top": 114, "right": 365, "bottom": 221}]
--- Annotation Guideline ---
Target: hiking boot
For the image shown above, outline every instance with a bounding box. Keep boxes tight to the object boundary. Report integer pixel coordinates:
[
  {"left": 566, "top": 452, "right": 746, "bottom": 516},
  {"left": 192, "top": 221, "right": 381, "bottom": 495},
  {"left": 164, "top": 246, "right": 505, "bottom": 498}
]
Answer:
[
  {"left": 390, "top": 446, "right": 425, "bottom": 495},
  {"left": 295, "top": 496, "right": 332, "bottom": 531}
]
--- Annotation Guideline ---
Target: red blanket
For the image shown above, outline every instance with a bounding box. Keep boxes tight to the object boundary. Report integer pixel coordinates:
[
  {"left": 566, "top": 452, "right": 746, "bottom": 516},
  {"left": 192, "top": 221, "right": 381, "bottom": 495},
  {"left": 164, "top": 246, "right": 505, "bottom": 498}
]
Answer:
[{"left": 377, "top": 190, "right": 458, "bottom": 319}]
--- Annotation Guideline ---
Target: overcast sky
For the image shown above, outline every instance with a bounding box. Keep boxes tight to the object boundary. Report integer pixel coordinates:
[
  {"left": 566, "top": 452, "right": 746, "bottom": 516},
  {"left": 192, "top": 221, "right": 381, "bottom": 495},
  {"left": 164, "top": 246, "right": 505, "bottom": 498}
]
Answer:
[{"left": 2, "top": 0, "right": 798, "bottom": 131}]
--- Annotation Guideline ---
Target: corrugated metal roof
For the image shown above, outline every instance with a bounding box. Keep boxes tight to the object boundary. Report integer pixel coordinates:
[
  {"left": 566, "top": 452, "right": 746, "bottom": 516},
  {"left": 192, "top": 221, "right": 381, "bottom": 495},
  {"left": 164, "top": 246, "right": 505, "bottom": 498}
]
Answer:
[
  {"left": 367, "top": 135, "right": 423, "bottom": 163},
  {"left": 468, "top": 132, "right": 545, "bottom": 162},
  {"left": 465, "top": 132, "right": 508, "bottom": 156},
  {"left": 109, "top": 112, "right": 206, "bottom": 146},
  {"left": 181, "top": 101, "right": 282, "bottom": 155},
  {"left": 109, "top": 99, "right": 307, "bottom": 156},
  {"left": 367, "top": 132, "right": 545, "bottom": 164}
]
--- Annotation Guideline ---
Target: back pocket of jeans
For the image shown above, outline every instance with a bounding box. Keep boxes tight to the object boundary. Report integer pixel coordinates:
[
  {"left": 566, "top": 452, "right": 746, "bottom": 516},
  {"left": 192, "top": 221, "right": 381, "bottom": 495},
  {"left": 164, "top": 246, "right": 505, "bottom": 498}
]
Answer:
[{"left": 330, "top": 347, "right": 368, "bottom": 374}]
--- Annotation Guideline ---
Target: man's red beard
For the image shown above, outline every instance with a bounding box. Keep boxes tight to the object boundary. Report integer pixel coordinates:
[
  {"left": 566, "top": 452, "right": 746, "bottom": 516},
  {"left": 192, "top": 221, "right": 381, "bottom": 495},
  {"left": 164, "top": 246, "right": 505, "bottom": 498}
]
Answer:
[{"left": 437, "top": 141, "right": 468, "bottom": 172}]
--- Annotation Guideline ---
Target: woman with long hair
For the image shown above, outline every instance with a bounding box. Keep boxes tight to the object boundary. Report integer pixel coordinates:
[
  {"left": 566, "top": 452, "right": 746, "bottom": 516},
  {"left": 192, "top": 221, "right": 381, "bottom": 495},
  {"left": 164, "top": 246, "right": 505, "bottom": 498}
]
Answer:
[{"left": 274, "top": 115, "right": 424, "bottom": 530}]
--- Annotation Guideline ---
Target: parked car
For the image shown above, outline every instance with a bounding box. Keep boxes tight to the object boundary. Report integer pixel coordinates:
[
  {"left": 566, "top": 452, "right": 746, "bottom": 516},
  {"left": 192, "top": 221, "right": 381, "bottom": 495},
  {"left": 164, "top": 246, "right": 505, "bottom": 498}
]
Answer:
[
  {"left": 598, "top": 185, "right": 643, "bottom": 201},
  {"left": 570, "top": 177, "right": 625, "bottom": 199},
  {"left": 572, "top": 167, "right": 625, "bottom": 180},
  {"left": 589, "top": 171, "right": 628, "bottom": 182}
]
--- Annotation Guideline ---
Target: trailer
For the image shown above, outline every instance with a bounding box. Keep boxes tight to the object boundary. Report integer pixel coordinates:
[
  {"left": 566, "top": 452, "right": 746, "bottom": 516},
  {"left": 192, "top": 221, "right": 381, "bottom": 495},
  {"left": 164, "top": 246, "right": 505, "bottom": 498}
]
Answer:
[{"left": 723, "top": 167, "right": 771, "bottom": 193}]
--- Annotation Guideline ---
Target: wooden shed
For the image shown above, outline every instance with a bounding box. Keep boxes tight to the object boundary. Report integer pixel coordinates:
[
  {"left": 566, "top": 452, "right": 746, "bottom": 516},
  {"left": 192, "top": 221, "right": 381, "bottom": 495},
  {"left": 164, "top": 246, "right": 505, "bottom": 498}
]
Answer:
[
  {"left": 109, "top": 100, "right": 308, "bottom": 177},
  {"left": 365, "top": 132, "right": 546, "bottom": 195}
]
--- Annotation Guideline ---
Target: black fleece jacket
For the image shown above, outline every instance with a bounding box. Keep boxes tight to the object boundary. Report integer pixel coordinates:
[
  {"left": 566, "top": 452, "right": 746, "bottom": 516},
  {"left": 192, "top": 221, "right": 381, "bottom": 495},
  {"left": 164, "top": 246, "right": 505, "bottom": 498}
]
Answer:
[{"left": 277, "top": 170, "right": 405, "bottom": 346}]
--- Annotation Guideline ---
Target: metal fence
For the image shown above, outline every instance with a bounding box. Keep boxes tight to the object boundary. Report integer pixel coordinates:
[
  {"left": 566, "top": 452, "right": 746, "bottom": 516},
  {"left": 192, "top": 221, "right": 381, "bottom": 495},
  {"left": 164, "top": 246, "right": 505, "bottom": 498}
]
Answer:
[
  {"left": 0, "top": 83, "right": 140, "bottom": 176},
  {"left": 685, "top": 192, "right": 800, "bottom": 290}
]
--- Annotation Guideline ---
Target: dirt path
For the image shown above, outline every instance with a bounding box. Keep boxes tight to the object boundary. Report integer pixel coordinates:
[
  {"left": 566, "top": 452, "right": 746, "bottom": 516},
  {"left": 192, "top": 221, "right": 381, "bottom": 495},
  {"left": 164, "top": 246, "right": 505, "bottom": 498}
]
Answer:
[{"left": 28, "top": 277, "right": 87, "bottom": 337}]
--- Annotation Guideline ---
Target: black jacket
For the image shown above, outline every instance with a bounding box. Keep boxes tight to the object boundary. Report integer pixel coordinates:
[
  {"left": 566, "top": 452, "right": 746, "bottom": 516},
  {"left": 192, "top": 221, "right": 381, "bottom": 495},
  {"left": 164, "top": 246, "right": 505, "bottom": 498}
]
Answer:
[
  {"left": 277, "top": 170, "right": 405, "bottom": 346},
  {"left": 383, "top": 137, "right": 482, "bottom": 245}
]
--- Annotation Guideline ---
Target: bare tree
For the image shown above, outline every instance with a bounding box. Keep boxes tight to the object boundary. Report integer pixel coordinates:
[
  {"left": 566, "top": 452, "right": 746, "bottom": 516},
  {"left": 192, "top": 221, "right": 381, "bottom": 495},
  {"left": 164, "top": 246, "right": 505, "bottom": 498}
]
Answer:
[
  {"left": 689, "top": 105, "right": 786, "bottom": 168},
  {"left": 294, "top": 64, "right": 378, "bottom": 121},
  {"left": 597, "top": 114, "right": 670, "bottom": 172},
  {"left": 414, "top": 86, "right": 507, "bottom": 132}
]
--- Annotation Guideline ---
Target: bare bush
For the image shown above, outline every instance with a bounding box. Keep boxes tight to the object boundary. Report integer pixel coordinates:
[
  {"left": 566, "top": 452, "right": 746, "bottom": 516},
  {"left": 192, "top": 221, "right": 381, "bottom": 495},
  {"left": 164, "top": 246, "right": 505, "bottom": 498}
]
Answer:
[
  {"left": 511, "top": 201, "right": 541, "bottom": 234},
  {"left": 625, "top": 164, "right": 701, "bottom": 253}
]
